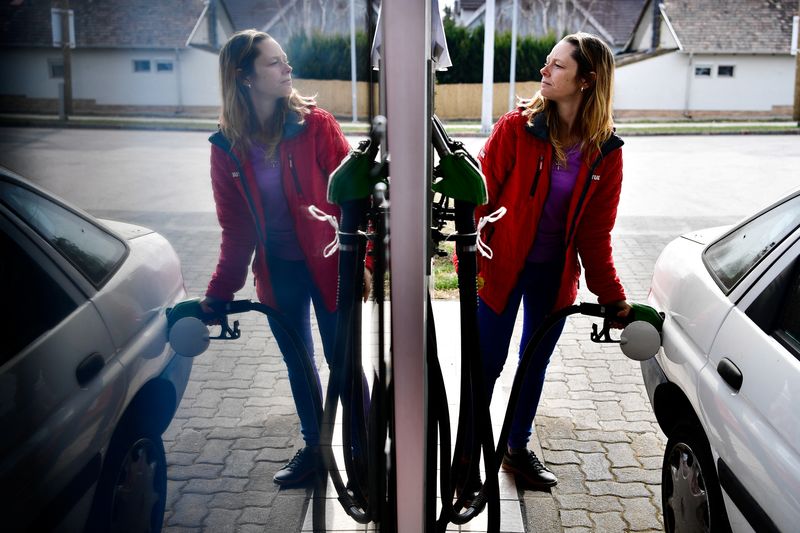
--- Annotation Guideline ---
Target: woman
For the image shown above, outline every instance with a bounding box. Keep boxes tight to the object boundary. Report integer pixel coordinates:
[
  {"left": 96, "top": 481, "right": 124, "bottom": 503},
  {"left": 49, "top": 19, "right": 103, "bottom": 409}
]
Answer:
[
  {"left": 202, "top": 29, "right": 364, "bottom": 486},
  {"left": 475, "top": 32, "right": 631, "bottom": 488}
]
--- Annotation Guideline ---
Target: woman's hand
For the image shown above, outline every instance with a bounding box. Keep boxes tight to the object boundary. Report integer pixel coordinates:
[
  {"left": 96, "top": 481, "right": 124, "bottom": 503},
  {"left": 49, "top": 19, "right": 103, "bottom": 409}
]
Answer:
[
  {"left": 362, "top": 269, "right": 373, "bottom": 303},
  {"left": 608, "top": 299, "right": 632, "bottom": 329},
  {"left": 199, "top": 297, "right": 221, "bottom": 325}
]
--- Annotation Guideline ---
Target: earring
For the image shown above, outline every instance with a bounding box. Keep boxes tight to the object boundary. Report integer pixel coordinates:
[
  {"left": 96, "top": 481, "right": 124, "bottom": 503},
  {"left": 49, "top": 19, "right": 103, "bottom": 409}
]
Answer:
[{"left": 581, "top": 86, "right": 585, "bottom": 92}]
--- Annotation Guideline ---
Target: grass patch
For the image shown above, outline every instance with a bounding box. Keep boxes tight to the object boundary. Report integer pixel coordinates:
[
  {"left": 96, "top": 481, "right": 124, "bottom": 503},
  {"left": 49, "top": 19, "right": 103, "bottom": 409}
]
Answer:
[{"left": 432, "top": 240, "right": 460, "bottom": 298}]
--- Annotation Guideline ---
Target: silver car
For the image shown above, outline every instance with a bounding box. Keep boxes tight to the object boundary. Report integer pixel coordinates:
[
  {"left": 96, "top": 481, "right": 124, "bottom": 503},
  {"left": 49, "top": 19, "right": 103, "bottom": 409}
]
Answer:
[
  {"left": 0, "top": 168, "right": 193, "bottom": 532},
  {"left": 640, "top": 188, "right": 800, "bottom": 532}
]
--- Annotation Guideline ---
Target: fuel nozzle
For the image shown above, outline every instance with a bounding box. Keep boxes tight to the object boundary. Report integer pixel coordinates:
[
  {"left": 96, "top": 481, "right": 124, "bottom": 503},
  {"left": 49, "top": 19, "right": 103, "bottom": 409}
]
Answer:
[
  {"left": 579, "top": 302, "right": 664, "bottom": 361},
  {"left": 166, "top": 298, "right": 241, "bottom": 357}
]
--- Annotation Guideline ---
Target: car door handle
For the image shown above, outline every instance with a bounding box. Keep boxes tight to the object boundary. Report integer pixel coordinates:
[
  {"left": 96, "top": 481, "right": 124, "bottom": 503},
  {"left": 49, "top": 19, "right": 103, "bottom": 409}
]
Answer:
[
  {"left": 717, "top": 358, "right": 743, "bottom": 392},
  {"left": 76, "top": 352, "right": 105, "bottom": 387}
]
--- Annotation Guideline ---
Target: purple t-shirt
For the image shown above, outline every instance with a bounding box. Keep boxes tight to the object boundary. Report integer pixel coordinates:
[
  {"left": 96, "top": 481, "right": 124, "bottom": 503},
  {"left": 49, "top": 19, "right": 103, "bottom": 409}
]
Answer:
[
  {"left": 251, "top": 145, "right": 304, "bottom": 260},
  {"left": 527, "top": 145, "right": 582, "bottom": 263}
]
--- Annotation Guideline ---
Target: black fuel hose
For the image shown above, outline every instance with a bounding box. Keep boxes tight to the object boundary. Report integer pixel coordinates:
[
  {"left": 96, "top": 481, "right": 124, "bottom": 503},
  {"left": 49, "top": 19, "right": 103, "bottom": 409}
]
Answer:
[
  {"left": 316, "top": 198, "right": 376, "bottom": 525},
  {"left": 426, "top": 199, "right": 500, "bottom": 532}
]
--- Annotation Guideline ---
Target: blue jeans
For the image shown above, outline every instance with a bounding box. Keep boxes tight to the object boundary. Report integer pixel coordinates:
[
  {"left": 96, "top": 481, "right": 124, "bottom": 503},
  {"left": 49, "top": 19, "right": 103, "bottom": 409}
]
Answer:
[
  {"left": 266, "top": 257, "right": 337, "bottom": 446},
  {"left": 478, "top": 260, "right": 566, "bottom": 450}
]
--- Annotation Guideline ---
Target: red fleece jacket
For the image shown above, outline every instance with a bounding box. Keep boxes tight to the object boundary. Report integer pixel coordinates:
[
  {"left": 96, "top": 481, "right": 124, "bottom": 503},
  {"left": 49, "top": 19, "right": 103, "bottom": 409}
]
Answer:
[
  {"left": 206, "top": 107, "right": 351, "bottom": 312},
  {"left": 475, "top": 109, "right": 626, "bottom": 314}
]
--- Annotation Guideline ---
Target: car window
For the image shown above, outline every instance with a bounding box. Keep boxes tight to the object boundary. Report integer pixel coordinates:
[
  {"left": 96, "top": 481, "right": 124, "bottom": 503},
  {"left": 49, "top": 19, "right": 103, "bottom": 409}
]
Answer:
[
  {"left": 704, "top": 195, "right": 800, "bottom": 292},
  {"left": 775, "top": 268, "right": 800, "bottom": 354},
  {"left": 0, "top": 228, "right": 78, "bottom": 363},
  {"left": 0, "top": 181, "right": 126, "bottom": 287}
]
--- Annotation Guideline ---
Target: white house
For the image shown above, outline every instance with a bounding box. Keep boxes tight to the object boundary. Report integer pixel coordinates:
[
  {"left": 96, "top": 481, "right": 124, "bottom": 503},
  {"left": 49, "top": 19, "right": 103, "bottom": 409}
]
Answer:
[
  {"left": 614, "top": 0, "right": 798, "bottom": 119},
  {"left": 0, "top": 0, "right": 372, "bottom": 117},
  {"left": 0, "top": 0, "right": 238, "bottom": 115}
]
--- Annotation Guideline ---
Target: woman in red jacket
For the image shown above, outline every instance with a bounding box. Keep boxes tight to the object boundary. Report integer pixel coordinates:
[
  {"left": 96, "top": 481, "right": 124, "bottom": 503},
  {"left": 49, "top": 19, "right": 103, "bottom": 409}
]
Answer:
[
  {"left": 201, "top": 29, "right": 363, "bottom": 486},
  {"left": 475, "top": 32, "right": 630, "bottom": 489}
]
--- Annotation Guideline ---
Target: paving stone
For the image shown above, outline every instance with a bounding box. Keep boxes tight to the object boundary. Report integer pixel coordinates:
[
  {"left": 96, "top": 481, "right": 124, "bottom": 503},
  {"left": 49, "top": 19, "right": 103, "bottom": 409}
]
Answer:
[
  {"left": 168, "top": 493, "right": 212, "bottom": 527},
  {"left": 207, "top": 426, "right": 265, "bottom": 440},
  {"left": 184, "top": 477, "right": 249, "bottom": 494},
  {"left": 630, "top": 432, "right": 668, "bottom": 457},
  {"left": 548, "top": 464, "right": 585, "bottom": 494},
  {"left": 196, "top": 438, "right": 232, "bottom": 464},
  {"left": 234, "top": 436, "right": 292, "bottom": 450},
  {"left": 216, "top": 397, "right": 248, "bottom": 417},
  {"left": 545, "top": 439, "right": 604, "bottom": 453},
  {"left": 605, "top": 442, "right": 640, "bottom": 468},
  {"left": 168, "top": 451, "right": 199, "bottom": 466},
  {"left": 579, "top": 453, "right": 613, "bottom": 481},
  {"left": 166, "top": 479, "right": 187, "bottom": 510},
  {"left": 623, "top": 497, "right": 664, "bottom": 530},
  {"left": 595, "top": 401, "right": 624, "bottom": 421},
  {"left": 555, "top": 494, "right": 623, "bottom": 512},
  {"left": 235, "top": 524, "right": 271, "bottom": 533},
  {"left": 202, "top": 508, "right": 241, "bottom": 532},
  {"left": 590, "top": 511, "right": 627, "bottom": 531},
  {"left": 600, "top": 419, "right": 657, "bottom": 433},
  {"left": 543, "top": 449, "right": 581, "bottom": 465},
  {"left": 614, "top": 466, "right": 662, "bottom": 484},
  {"left": 238, "top": 506, "right": 271, "bottom": 525},
  {"left": 211, "top": 490, "right": 277, "bottom": 510},
  {"left": 255, "top": 446, "right": 296, "bottom": 463},
  {"left": 169, "top": 463, "right": 224, "bottom": 481},
  {"left": 586, "top": 481, "right": 651, "bottom": 498},
  {"left": 571, "top": 409, "right": 601, "bottom": 430},
  {"left": 171, "top": 429, "right": 207, "bottom": 453},
  {"left": 640, "top": 455, "right": 663, "bottom": 470},
  {"left": 192, "top": 389, "right": 222, "bottom": 409},
  {"left": 184, "top": 416, "right": 242, "bottom": 429},
  {"left": 560, "top": 509, "right": 592, "bottom": 528},
  {"left": 222, "top": 449, "right": 259, "bottom": 477}
]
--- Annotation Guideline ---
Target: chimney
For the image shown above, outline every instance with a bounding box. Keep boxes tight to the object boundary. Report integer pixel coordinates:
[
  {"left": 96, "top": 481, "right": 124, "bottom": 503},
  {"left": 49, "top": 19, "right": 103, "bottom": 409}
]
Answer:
[
  {"left": 208, "top": 0, "right": 218, "bottom": 49},
  {"left": 651, "top": 1, "right": 661, "bottom": 51}
]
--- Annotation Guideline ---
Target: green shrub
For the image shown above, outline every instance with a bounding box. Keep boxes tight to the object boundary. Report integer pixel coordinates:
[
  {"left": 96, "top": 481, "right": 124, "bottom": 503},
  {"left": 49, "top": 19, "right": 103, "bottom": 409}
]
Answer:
[{"left": 284, "top": 23, "right": 556, "bottom": 84}]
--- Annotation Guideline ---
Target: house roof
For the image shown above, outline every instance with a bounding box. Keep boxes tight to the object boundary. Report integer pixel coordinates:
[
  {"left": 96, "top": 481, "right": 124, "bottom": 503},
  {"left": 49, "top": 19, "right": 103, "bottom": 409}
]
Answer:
[
  {"left": 661, "top": 0, "right": 796, "bottom": 54},
  {"left": 220, "top": 0, "right": 287, "bottom": 31},
  {"left": 458, "top": 0, "right": 647, "bottom": 48},
  {"left": 582, "top": 0, "right": 647, "bottom": 46},
  {"left": 0, "top": 0, "right": 207, "bottom": 49}
]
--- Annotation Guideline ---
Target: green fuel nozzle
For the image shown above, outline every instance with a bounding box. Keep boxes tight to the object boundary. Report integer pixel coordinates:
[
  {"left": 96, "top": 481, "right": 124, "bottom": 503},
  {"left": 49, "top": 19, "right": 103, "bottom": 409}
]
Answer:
[
  {"left": 578, "top": 302, "right": 664, "bottom": 361},
  {"left": 327, "top": 117, "right": 388, "bottom": 205},
  {"left": 431, "top": 114, "right": 488, "bottom": 206}
]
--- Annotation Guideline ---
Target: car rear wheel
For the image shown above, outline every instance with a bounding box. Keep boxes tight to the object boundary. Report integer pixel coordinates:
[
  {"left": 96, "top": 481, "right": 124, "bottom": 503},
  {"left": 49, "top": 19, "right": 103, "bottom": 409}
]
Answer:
[
  {"left": 88, "top": 425, "right": 167, "bottom": 533},
  {"left": 662, "top": 425, "right": 730, "bottom": 533}
]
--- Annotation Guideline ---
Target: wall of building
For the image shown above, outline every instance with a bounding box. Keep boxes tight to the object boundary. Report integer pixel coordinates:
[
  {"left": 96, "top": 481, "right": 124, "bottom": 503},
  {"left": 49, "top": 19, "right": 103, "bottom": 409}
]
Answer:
[{"left": 615, "top": 50, "right": 796, "bottom": 117}]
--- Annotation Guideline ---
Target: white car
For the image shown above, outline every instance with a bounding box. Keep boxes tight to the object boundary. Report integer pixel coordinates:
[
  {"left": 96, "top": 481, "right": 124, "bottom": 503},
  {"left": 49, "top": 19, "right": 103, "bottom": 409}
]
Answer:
[
  {"left": 0, "top": 168, "right": 193, "bottom": 532},
  {"left": 639, "top": 187, "right": 800, "bottom": 532}
]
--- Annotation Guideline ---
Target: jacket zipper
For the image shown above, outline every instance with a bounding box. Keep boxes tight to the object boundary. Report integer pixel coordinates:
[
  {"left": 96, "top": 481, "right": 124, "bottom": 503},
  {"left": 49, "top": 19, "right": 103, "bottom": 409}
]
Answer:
[
  {"left": 287, "top": 153, "right": 303, "bottom": 196},
  {"left": 529, "top": 154, "right": 544, "bottom": 196},
  {"left": 565, "top": 154, "right": 603, "bottom": 246}
]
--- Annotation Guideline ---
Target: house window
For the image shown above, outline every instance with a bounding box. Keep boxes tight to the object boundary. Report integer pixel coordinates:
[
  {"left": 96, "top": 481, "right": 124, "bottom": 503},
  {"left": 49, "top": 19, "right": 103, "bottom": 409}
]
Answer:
[
  {"left": 155, "top": 60, "right": 174, "bottom": 73},
  {"left": 133, "top": 59, "right": 151, "bottom": 73},
  {"left": 694, "top": 66, "right": 712, "bottom": 77},
  {"left": 718, "top": 65, "right": 735, "bottom": 77},
  {"left": 48, "top": 58, "right": 64, "bottom": 79}
]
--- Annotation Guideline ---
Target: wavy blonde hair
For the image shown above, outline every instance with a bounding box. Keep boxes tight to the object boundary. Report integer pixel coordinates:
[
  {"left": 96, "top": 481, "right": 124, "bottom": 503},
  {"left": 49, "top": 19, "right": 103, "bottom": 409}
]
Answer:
[
  {"left": 522, "top": 32, "right": 615, "bottom": 164},
  {"left": 218, "top": 29, "right": 315, "bottom": 156}
]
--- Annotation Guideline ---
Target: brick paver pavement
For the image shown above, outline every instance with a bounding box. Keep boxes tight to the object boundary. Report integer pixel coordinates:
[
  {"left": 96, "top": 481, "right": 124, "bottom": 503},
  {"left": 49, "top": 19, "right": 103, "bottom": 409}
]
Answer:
[{"left": 121, "top": 208, "right": 706, "bottom": 533}]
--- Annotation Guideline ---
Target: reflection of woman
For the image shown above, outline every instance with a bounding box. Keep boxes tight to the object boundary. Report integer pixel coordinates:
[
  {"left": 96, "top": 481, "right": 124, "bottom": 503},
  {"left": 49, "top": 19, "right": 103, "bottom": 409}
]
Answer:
[
  {"left": 476, "top": 32, "right": 630, "bottom": 488},
  {"left": 202, "top": 29, "right": 356, "bottom": 486}
]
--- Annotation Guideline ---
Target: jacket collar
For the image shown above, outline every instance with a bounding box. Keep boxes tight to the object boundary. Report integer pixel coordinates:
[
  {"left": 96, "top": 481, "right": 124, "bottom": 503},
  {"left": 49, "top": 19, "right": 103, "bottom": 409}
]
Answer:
[
  {"left": 523, "top": 110, "right": 624, "bottom": 156},
  {"left": 209, "top": 108, "right": 308, "bottom": 152}
]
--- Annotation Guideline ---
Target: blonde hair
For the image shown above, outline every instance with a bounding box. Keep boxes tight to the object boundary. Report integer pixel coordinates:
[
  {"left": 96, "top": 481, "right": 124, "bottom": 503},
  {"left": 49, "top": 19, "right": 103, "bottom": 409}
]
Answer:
[
  {"left": 218, "top": 29, "right": 315, "bottom": 156},
  {"left": 522, "top": 32, "right": 615, "bottom": 164}
]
